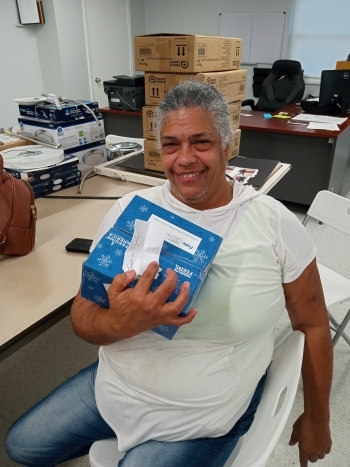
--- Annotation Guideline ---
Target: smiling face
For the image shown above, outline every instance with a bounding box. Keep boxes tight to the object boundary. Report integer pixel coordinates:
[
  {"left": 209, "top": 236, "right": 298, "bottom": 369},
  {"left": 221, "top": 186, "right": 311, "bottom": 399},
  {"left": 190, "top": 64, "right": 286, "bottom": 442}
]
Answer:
[{"left": 160, "top": 107, "right": 232, "bottom": 210}]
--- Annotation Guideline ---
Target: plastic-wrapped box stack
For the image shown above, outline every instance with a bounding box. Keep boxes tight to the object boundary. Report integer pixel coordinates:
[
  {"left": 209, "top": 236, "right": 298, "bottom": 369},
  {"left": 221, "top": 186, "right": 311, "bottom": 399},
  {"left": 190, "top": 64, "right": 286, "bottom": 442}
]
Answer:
[
  {"left": 134, "top": 33, "right": 246, "bottom": 172},
  {"left": 10, "top": 100, "right": 107, "bottom": 197}
]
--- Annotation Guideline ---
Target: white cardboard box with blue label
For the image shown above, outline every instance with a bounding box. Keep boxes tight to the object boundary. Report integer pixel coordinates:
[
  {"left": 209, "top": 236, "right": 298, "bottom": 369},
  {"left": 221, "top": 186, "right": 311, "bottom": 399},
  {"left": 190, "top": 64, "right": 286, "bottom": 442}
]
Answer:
[
  {"left": 81, "top": 195, "right": 222, "bottom": 339},
  {"left": 17, "top": 115, "right": 105, "bottom": 150}
]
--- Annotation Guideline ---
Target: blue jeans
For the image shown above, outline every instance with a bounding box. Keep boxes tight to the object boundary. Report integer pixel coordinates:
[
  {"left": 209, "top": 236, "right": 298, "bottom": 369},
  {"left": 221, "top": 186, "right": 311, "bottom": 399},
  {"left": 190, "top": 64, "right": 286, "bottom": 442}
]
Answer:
[{"left": 5, "top": 361, "right": 266, "bottom": 467}]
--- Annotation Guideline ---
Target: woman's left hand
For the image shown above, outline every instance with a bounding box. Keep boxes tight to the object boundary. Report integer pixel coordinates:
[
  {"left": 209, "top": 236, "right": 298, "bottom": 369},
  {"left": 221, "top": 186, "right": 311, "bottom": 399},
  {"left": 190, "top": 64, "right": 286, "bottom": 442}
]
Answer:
[{"left": 289, "top": 413, "right": 332, "bottom": 467}]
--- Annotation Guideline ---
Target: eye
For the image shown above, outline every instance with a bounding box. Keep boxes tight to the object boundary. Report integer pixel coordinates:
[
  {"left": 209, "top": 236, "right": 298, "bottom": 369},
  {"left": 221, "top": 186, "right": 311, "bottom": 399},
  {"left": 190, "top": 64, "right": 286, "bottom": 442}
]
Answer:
[
  {"left": 161, "top": 141, "right": 179, "bottom": 154},
  {"left": 193, "top": 140, "right": 211, "bottom": 149}
]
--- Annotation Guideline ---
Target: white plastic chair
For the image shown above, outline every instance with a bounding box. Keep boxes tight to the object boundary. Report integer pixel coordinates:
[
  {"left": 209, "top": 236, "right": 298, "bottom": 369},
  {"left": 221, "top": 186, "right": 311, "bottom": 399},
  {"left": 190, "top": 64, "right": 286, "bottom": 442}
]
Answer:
[
  {"left": 89, "top": 331, "right": 305, "bottom": 467},
  {"left": 302, "top": 190, "right": 350, "bottom": 347}
]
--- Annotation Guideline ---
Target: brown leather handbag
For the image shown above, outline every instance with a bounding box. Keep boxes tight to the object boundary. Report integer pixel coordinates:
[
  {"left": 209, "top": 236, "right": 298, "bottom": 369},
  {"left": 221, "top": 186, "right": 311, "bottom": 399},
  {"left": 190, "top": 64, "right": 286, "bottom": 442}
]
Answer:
[{"left": 0, "top": 154, "right": 37, "bottom": 255}]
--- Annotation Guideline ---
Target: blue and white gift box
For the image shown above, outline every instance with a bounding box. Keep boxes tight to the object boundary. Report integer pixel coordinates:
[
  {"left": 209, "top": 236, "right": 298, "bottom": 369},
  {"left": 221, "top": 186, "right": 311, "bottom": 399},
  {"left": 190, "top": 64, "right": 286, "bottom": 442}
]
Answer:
[{"left": 81, "top": 195, "right": 222, "bottom": 339}]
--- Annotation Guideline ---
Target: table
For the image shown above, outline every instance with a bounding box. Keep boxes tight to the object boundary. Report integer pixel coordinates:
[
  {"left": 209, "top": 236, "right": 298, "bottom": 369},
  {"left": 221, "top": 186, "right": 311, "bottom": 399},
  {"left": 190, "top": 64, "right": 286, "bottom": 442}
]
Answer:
[
  {"left": 0, "top": 165, "right": 290, "bottom": 360},
  {"left": 0, "top": 177, "right": 149, "bottom": 360},
  {"left": 239, "top": 105, "right": 350, "bottom": 205}
]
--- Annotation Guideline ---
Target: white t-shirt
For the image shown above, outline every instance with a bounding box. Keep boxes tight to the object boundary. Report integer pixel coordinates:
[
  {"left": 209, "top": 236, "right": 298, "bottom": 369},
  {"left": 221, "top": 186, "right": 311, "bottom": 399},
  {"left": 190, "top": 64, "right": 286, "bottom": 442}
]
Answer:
[{"left": 92, "top": 181, "right": 316, "bottom": 451}]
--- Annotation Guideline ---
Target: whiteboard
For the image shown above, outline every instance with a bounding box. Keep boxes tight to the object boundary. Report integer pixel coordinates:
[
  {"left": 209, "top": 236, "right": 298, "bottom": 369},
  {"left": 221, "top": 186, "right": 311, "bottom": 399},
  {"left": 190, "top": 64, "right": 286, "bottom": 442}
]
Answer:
[{"left": 219, "top": 13, "right": 285, "bottom": 64}]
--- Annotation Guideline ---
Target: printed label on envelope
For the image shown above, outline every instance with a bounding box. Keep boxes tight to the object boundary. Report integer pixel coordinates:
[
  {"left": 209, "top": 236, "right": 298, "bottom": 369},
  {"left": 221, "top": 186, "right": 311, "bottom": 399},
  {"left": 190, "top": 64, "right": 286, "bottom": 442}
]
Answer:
[{"left": 149, "top": 215, "right": 201, "bottom": 254}]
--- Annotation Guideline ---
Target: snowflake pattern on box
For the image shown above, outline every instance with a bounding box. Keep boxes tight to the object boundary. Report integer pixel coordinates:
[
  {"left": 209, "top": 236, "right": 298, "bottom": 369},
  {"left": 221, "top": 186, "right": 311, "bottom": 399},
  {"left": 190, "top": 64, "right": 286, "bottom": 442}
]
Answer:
[
  {"left": 115, "top": 249, "right": 123, "bottom": 256},
  {"left": 193, "top": 249, "right": 208, "bottom": 263},
  {"left": 83, "top": 270, "right": 100, "bottom": 283},
  {"left": 156, "top": 325, "right": 170, "bottom": 332},
  {"left": 126, "top": 220, "right": 135, "bottom": 231},
  {"left": 209, "top": 237, "right": 215, "bottom": 242},
  {"left": 94, "top": 295, "right": 106, "bottom": 305},
  {"left": 139, "top": 205, "right": 149, "bottom": 213},
  {"left": 96, "top": 243, "right": 103, "bottom": 249},
  {"left": 88, "top": 285, "right": 94, "bottom": 291},
  {"left": 174, "top": 280, "right": 182, "bottom": 295},
  {"left": 97, "top": 254, "right": 113, "bottom": 268}
]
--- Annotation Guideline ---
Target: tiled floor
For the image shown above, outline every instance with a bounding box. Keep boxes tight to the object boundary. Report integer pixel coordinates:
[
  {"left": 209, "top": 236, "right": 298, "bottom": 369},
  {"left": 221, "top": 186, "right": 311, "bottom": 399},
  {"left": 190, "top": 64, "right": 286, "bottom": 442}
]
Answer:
[{"left": 1, "top": 165, "right": 350, "bottom": 467}]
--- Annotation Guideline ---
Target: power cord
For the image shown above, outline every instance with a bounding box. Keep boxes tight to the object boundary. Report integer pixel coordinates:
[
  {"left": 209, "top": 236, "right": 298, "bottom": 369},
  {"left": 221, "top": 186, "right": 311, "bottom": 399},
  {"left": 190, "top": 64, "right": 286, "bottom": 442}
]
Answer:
[
  {"left": 114, "top": 91, "right": 142, "bottom": 112},
  {"left": 41, "top": 94, "right": 102, "bottom": 126},
  {"left": 62, "top": 98, "right": 102, "bottom": 126}
]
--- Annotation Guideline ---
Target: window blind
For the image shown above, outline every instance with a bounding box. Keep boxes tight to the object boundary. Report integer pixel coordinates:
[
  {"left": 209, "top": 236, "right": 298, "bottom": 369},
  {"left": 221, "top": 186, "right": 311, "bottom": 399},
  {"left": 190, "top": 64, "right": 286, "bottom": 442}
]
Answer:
[{"left": 289, "top": 0, "right": 350, "bottom": 78}]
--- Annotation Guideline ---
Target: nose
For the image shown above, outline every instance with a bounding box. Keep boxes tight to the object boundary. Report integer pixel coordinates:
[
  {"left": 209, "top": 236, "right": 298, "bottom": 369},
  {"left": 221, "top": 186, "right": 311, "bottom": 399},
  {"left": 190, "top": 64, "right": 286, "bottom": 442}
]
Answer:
[{"left": 177, "top": 142, "right": 197, "bottom": 166}]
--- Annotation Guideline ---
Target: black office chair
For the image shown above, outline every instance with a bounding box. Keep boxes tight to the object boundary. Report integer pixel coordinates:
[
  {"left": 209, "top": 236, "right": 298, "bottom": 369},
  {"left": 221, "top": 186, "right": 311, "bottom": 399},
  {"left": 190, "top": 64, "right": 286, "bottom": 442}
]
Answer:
[{"left": 242, "top": 60, "right": 305, "bottom": 112}]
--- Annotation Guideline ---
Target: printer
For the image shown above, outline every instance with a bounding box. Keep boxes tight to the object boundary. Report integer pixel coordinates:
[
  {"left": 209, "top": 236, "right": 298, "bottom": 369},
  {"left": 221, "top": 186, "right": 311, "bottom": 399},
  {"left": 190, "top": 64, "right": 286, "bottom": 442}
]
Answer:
[{"left": 103, "top": 75, "right": 145, "bottom": 111}]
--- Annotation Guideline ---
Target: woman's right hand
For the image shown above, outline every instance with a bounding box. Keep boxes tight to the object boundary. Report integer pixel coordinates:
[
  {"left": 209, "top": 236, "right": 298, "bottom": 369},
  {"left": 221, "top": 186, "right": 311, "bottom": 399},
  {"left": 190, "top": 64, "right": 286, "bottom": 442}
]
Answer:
[
  {"left": 70, "top": 261, "right": 197, "bottom": 344},
  {"left": 107, "top": 261, "right": 198, "bottom": 339}
]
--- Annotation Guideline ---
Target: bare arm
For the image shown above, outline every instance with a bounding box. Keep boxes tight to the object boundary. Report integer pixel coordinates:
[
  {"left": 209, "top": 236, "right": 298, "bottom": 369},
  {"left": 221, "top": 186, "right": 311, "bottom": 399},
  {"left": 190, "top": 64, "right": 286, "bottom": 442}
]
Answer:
[
  {"left": 70, "top": 261, "right": 198, "bottom": 345},
  {"left": 283, "top": 258, "right": 333, "bottom": 467}
]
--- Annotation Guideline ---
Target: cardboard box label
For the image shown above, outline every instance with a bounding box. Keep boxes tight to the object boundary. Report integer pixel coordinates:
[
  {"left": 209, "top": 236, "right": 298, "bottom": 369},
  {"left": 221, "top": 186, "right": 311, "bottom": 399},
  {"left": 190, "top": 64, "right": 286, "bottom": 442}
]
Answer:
[
  {"left": 229, "top": 129, "right": 241, "bottom": 159},
  {"left": 144, "top": 139, "right": 163, "bottom": 172},
  {"left": 142, "top": 106, "right": 159, "bottom": 139},
  {"left": 227, "top": 101, "right": 242, "bottom": 131}
]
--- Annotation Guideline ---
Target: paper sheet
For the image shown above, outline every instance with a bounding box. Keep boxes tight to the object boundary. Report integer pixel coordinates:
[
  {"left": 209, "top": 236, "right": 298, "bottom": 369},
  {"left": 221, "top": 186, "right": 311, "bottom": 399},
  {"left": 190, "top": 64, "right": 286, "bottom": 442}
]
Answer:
[
  {"left": 123, "top": 219, "right": 166, "bottom": 277},
  {"left": 307, "top": 122, "right": 340, "bottom": 131},
  {"left": 0, "top": 134, "right": 22, "bottom": 144},
  {"left": 227, "top": 166, "right": 259, "bottom": 185},
  {"left": 291, "top": 114, "right": 347, "bottom": 125},
  {"left": 148, "top": 215, "right": 201, "bottom": 254}
]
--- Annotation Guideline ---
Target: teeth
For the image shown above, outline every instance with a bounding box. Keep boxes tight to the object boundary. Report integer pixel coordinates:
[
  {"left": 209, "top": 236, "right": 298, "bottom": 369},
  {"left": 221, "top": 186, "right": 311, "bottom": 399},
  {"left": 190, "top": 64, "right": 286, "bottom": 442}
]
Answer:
[{"left": 182, "top": 172, "right": 200, "bottom": 178}]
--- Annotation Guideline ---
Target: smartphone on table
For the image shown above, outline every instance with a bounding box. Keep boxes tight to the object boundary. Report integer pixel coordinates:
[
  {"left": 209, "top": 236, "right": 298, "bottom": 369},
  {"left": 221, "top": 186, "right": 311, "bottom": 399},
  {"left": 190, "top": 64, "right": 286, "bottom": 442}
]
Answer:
[{"left": 65, "top": 238, "right": 93, "bottom": 254}]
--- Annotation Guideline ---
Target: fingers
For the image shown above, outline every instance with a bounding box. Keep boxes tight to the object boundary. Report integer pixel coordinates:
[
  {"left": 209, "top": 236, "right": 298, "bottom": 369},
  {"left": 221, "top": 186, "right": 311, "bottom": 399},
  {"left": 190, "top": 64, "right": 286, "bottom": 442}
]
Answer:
[
  {"left": 297, "top": 445, "right": 331, "bottom": 467},
  {"left": 299, "top": 450, "right": 309, "bottom": 467},
  {"left": 136, "top": 266, "right": 186, "bottom": 307},
  {"left": 109, "top": 269, "right": 137, "bottom": 296},
  {"left": 169, "top": 308, "right": 198, "bottom": 326},
  {"left": 135, "top": 261, "right": 161, "bottom": 293},
  {"left": 152, "top": 268, "right": 180, "bottom": 303},
  {"left": 299, "top": 451, "right": 324, "bottom": 467},
  {"left": 289, "top": 429, "right": 298, "bottom": 447},
  {"left": 109, "top": 263, "right": 198, "bottom": 329}
]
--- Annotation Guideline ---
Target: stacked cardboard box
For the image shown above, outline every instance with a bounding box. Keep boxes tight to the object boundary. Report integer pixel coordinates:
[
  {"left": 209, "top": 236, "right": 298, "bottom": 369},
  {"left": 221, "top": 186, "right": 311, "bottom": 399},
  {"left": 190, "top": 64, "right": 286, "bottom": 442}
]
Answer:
[
  {"left": 17, "top": 114, "right": 106, "bottom": 172},
  {"left": 15, "top": 100, "right": 107, "bottom": 172},
  {"left": 4, "top": 153, "right": 83, "bottom": 199},
  {"left": 134, "top": 33, "right": 246, "bottom": 171},
  {"left": 5, "top": 99, "right": 107, "bottom": 198}
]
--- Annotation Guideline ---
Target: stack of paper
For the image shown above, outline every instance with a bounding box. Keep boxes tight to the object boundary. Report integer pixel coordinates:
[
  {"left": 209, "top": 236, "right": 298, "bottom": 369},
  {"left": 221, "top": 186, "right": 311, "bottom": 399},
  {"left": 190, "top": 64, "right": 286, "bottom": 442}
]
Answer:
[
  {"left": 291, "top": 114, "right": 347, "bottom": 131},
  {"left": 306, "top": 122, "right": 340, "bottom": 131}
]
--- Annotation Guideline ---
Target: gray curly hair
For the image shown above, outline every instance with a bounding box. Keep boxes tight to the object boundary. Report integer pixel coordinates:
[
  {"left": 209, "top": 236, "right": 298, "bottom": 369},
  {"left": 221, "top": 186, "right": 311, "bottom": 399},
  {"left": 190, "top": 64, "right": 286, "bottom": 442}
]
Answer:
[{"left": 155, "top": 80, "right": 232, "bottom": 150}]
